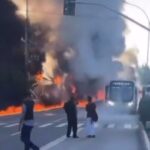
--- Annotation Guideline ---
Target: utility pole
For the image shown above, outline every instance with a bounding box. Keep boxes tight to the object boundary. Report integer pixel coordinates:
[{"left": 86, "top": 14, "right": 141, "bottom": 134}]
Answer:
[{"left": 25, "top": 0, "right": 30, "bottom": 80}]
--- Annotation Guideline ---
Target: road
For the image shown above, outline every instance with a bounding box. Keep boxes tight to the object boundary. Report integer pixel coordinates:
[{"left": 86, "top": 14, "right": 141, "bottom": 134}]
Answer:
[{"left": 0, "top": 102, "right": 149, "bottom": 150}]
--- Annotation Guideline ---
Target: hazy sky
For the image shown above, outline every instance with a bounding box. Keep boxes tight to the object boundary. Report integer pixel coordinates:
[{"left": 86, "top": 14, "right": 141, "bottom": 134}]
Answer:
[{"left": 123, "top": 0, "right": 150, "bottom": 66}]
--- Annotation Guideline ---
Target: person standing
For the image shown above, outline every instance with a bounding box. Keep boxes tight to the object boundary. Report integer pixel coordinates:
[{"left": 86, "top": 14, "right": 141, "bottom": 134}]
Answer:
[
  {"left": 19, "top": 92, "right": 39, "bottom": 150},
  {"left": 85, "top": 96, "right": 98, "bottom": 138},
  {"left": 64, "top": 96, "right": 79, "bottom": 138}
]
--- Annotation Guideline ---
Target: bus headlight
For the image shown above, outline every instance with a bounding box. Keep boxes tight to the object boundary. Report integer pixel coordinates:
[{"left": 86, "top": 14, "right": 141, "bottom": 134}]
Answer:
[
  {"left": 107, "top": 100, "right": 115, "bottom": 106},
  {"left": 127, "top": 101, "right": 134, "bottom": 107}
]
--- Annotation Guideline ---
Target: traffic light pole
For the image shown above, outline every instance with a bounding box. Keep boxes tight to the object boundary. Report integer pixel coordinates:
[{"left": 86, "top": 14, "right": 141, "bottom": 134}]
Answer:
[
  {"left": 25, "top": 0, "right": 31, "bottom": 80},
  {"left": 123, "top": 1, "right": 150, "bottom": 66},
  {"left": 69, "top": 1, "right": 150, "bottom": 32}
]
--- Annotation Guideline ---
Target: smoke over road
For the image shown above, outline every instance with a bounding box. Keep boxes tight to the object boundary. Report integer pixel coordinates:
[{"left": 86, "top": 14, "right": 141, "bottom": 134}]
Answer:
[{"left": 1, "top": 0, "right": 128, "bottom": 107}]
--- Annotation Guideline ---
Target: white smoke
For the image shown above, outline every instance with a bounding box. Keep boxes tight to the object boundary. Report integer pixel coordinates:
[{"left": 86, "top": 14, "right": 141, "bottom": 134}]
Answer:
[{"left": 60, "top": 0, "right": 125, "bottom": 83}]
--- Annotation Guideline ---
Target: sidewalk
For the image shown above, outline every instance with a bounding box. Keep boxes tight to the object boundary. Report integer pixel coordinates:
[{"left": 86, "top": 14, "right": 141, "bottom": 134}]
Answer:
[{"left": 41, "top": 103, "right": 149, "bottom": 150}]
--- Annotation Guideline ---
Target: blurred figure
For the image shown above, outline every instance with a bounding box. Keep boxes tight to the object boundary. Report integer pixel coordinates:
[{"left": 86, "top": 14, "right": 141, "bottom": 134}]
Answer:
[
  {"left": 64, "top": 96, "right": 78, "bottom": 138},
  {"left": 85, "top": 96, "right": 98, "bottom": 138},
  {"left": 19, "top": 92, "right": 39, "bottom": 150},
  {"left": 138, "top": 95, "right": 150, "bottom": 129}
]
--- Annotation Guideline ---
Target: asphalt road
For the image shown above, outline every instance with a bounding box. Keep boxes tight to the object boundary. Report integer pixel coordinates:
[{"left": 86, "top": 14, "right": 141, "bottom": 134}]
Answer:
[{"left": 0, "top": 103, "right": 149, "bottom": 150}]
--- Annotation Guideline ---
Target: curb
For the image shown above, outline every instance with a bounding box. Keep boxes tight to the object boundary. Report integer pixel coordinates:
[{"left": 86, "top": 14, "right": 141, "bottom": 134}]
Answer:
[{"left": 140, "top": 122, "right": 150, "bottom": 150}]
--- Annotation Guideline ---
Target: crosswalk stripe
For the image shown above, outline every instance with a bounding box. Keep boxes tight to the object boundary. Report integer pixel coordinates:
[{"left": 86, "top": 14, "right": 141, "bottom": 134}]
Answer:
[
  {"left": 39, "top": 123, "right": 53, "bottom": 128},
  {"left": 53, "top": 118, "right": 65, "bottom": 123},
  {"left": 56, "top": 123, "right": 67, "bottom": 128},
  {"left": 0, "top": 123, "right": 6, "bottom": 126},
  {"left": 107, "top": 124, "right": 116, "bottom": 128},
  {"left": 11, "top": 132, "right": 20, "bottom": 136},
  {"left": 5, "top": 123, "right": 19, "bottom": 128},
  {"left": 124, "top": 124, "right": 132, "bottom": 129},
  {"left": 44, "top": 113, "right": 55, "bottom": 116},
  {"left": 78, "top": 123, "right": 84, "bottom": 128}
]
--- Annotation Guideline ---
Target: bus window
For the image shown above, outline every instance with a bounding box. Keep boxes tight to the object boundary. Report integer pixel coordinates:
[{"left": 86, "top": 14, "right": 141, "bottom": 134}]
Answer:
[{"left": 109, "top": 81, "right": 134, "bottom": 103}]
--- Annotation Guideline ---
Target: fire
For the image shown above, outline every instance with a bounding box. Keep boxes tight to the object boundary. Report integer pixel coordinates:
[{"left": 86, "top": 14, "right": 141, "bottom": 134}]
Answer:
[
  {"left": 0, "top": 103, "right": 63, "bottom": 117},
  {"left": 53, "top": 75, "right": 63, "bottom": 86},
  {"left": 0, "top": 101, "right": 89, "bottom": 116},
  {"left": 35, "top": 72, "right": 44, "bottom": 82},
  {"left": 78, "top": 100, "right": 88, "bottom": 108},
  {"left": 97, "top": 89, "right": 105, "bottom": 101}
]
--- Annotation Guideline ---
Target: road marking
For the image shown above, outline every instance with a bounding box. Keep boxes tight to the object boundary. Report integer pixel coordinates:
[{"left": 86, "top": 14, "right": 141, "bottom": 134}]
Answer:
[
  {"left": 44, "top": 113, "right": 55, "bottom": 116},
  {"left": 124, "top": 124, "right": 132, "bottom": 129},
  {"left": 78, "top": 123, "right": 84, "bottom": 128},
  {"left": 5, "top": 123, "right": 19, "bottom": 128},
  {"left": 11, "top": 132, "right": 20, "bottom": 136},
  {"left": 0, "top": 123, "right": 6, "bottom": 126},
  {"left": 39, "top": 123, "right": 53, "bottom": 128},
  {"left": 53, "top": 118, "right": 65, "bottom": 123},
  {"left": 56, "top": 123, "right": 67, "bottom": 128},
  {"left": 41, "top": 128, "right": 83, "bottom": 150},
  {"left": 107, "top": 123, "right": 115, "bottom": 128}
]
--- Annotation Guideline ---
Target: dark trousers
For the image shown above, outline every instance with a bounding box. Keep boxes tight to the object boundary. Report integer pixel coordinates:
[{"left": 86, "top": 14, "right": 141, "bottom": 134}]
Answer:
[
  {"left": 67, "top": 117, "right": 77, "bottom": 137},
  {"left": 21, "top": 125, "right": 39, "bottom": 150}
]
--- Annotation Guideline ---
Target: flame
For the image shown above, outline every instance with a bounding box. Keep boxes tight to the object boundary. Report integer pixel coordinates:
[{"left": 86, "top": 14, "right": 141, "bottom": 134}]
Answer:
[
  {"left": 78, "top": 100, "right": 88, "bottom": 108},
  {"left": 97, "top": 89, "right": 105, "bottom": 101},
  {"left": 54, "top": 75, "right": 63, "bottom": 86},
  {"left": 35, "top": 72, "right": 44, "bottom": 81},
  {"left": 0, "top": 103, "right": 63, "bottom": 117},
  {"left": 0, "top": 101, "right": 89, "bottom": 116}
]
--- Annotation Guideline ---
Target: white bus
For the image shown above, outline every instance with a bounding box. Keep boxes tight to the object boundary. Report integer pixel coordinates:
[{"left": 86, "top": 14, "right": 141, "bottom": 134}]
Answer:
[{"left": 105, "top": 80, "right": 138, "bottom": 113}]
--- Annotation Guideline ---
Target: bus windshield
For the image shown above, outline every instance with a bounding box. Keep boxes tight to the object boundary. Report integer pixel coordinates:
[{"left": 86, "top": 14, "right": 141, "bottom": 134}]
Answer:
[{"left": 109, "top": 81, "right": 134, "bottom": 102}]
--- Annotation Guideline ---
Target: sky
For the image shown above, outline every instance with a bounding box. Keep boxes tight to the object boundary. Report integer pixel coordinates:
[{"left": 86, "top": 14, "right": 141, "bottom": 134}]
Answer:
[{"left": 123, "top": 0, "right": 150, "bottom": 66}]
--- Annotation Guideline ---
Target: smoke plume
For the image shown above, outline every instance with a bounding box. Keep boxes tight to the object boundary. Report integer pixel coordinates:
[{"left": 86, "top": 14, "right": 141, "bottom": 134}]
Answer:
[
  {"left": 0, "top": 0, "right": 27, "bottom": 108},
  {"left": 11, "top": 0, "right": 126, "bottom": 101}
]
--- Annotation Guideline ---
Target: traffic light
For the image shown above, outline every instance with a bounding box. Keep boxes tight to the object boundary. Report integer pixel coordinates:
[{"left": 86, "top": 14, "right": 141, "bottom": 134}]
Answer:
[{"left": 63, "top": 0, "right": 76, "bottom": 16}]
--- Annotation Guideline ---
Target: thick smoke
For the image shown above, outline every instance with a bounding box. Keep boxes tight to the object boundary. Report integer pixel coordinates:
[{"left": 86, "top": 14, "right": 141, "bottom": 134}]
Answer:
[
  {"left": 0, "top": 0, "right": 26, "bottom": 109},
  {"left": 53, "top": 0, "right": 125, "bottom": 96},
  {"left": 11, "top": 0, "right": 126, "bottom": 101}
]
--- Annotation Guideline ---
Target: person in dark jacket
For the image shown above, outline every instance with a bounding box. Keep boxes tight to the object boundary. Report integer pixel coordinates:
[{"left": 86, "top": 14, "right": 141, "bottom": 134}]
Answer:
[
  {"left": 85, "top": 96, "right": 98, "bottom": 138},
  {"left": 64, "top": 96, "right": 78, "bottom": 138},
  {"left": 19, "top": 93, "right": 39, "bottom": 150},
  {"left": 138, "top": 95, "right": 150, "bottom": 128}
]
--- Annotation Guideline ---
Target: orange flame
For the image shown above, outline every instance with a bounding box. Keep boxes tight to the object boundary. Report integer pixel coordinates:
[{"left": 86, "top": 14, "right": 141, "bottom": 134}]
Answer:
[
  {"left": 0, "top": 101, "right": 89, "bottom": 116},
  {"left": 97, "top": 89, "right": 105, "bottom": 101},
  {"left": 35, "top": 72, "right": 43, "bottom": 81},
  {"left": 0, "top": 103, "right": 63, "bottom": 117},
  {"left": 53, "top": 75, "right": 63, "bottom": 86}
]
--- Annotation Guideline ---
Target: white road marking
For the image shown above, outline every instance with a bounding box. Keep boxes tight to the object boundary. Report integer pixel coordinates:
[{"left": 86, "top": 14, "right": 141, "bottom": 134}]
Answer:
[
  {"left": 44, "top": 113, "right": 55, "bottom": 116},
  {"left": 39, "top": 123, "right": 53, "bottom": 128},
  {"left": 124, "top": 124, "right": 132, "bottom": 129},
  {"left": 5, "top": 123, "right": 19, "bottom": 128},
  {"left": 107, "top": 123, "right": 115, "bottom": 128},
  {"left": 78, "top": 123, "right": 84, "bottom": 128},
  {"left": 53, "top": 118, "right": 65, "bottom": 123},
  {"left": 41, "top": 128, "right": 83, "bottom": 150},
  {"left": 11, "top": 132, "right": 20, "bottom": 136},
  {"left": 56, "top": 123, "right": 67, "bottom": 128},
  {"left": 0, "top": 123, "right": 6, "bottom": 126}
]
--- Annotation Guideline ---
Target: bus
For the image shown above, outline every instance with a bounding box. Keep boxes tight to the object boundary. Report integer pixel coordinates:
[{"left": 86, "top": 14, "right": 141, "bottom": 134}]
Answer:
[{"left": 105, "top": 80, "right": 138, "bottom": 113}]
